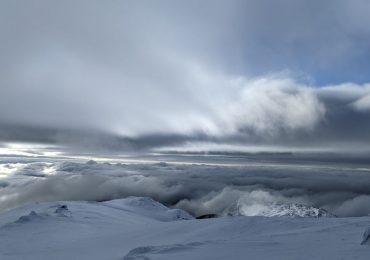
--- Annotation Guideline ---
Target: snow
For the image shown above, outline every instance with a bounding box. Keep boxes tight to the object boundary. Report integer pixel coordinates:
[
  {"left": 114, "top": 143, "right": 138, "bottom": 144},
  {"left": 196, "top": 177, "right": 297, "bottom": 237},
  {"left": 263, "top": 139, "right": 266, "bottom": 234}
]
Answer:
[
  {"left": 234, "top": 202, "right": 335, "bottom": 217},
  {"left": 102, "top": 197, "right": 194, "bottom": 222},
  {"left": 1, "top": 197, "right": 370, "bottom": 259},
  {"left": 361, "top": 226, "right": 370, "bottom": 245}
]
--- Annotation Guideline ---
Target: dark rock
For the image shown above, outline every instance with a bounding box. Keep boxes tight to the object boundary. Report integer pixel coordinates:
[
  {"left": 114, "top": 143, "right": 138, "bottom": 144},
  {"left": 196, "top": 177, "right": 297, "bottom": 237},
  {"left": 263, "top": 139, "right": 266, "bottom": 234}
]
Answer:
[{"left": 196, "top": 214, "right": 218, "bottom": 219}]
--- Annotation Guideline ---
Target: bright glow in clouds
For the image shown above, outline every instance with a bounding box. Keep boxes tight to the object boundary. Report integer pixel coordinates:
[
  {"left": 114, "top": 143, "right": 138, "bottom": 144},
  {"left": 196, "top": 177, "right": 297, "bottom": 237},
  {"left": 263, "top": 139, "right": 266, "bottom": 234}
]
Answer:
[
  {"left": 0, "top": 143, "right": 62, "bottom": 158},
  {"left": 353, "top": 94, "right": 370, "bottom": 112},
  {"left": 217, "top": 77, "right": 325, "bottom": 136}
]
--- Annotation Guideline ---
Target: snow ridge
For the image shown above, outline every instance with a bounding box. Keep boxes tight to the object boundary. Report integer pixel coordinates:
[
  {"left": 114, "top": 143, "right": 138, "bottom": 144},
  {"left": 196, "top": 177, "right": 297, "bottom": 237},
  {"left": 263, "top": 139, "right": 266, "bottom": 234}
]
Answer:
[
  {"left": 226, "top": 202, "right": 335, "bottom": 218},
  {"left": 0, "top": 197, "right": 369, "bottom": 260}
]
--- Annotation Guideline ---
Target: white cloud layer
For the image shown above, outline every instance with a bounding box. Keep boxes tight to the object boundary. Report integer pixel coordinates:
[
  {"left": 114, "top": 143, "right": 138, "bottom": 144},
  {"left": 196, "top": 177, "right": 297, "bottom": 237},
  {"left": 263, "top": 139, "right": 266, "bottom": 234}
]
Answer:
[
  {"left": 2, "top": 160, "right": 370, "bottom": 217},
  {"left": 217, "top": 78, "right": 325, "bottom": 136}
]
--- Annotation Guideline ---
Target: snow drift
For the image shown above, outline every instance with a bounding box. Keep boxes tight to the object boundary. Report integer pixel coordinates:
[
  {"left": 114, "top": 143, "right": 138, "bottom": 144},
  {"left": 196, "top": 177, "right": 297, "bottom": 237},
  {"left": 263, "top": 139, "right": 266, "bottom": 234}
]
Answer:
[{"left": 0, "top": 197, "right": 370, "bottom": 260}]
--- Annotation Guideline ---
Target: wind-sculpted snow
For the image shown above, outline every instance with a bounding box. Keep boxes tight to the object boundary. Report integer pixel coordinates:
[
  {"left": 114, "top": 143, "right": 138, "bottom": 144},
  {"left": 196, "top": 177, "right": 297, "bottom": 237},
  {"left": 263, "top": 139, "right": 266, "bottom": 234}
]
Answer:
[
  {"left": 15, "top": 211, "right": 43, "bottom": 223},
  {"left": 11, "top": 205, "right": 72, "bottom": 224},
  {"left": 103, "top": 197, "right": 193, "bottom": 222},
  {"left": 1, "top": 159, "right": 370, "bottom": 217},
  {"left": 0, "top": 197, "right": 192, "bottom": 229},
  {"left": 0, "top": 197, "right": 370, "bottom": 260},
  {"left": 123, "top": 242, "right": 204, "bottom": 260}
]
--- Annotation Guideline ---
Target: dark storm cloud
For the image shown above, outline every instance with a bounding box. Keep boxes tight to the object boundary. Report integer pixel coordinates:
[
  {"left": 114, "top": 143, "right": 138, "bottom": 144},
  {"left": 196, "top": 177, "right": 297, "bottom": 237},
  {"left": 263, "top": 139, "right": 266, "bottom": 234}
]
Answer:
[
  {"left": 0, "top": 123, "right": 211, "bottom": 153},
  {"left": 0, "top": 124, "right": 58, "bottom": 144},
  {"left": 2, "top": 160, "right": 370, "bottom": 217},
  {"left": 53, "top": 131, "right": 210, "bottom": 153},
  {"left": 313, "top": 85, "right": 370, "bottom": 145},
  {"left": 0, "top": 181, "right": 9, "bottom": 188},
  {"left": 1, "top": 0, "right": 370, "bottom": 151}
]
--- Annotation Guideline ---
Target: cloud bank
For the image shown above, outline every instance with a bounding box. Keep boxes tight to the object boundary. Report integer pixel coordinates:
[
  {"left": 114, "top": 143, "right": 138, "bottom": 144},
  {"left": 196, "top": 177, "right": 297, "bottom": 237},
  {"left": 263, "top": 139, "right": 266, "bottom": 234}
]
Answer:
[
  {"left": 1, "top": 160, "right": 370, "bottom": 217},
  {"left": 217, "top": 78, "right": 326, "bottom": 136},
  {"left": 1, "top": 78, "right": 370, "bottom": 153}
]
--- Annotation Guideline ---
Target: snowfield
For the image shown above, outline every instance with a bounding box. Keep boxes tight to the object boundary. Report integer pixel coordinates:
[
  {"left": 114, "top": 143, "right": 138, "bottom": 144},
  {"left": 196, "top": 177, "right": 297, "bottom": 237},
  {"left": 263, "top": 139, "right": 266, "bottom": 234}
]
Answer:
[{"left": 1, "top": 197, "right": 370, "bottom": 260}]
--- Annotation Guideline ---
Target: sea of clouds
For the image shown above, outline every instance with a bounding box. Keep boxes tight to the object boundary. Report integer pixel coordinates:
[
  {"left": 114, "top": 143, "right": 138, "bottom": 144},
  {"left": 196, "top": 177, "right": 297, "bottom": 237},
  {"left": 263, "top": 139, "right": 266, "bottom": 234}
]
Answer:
[{"left": 1, "top": 158, "right": 370, "bottom": 217}]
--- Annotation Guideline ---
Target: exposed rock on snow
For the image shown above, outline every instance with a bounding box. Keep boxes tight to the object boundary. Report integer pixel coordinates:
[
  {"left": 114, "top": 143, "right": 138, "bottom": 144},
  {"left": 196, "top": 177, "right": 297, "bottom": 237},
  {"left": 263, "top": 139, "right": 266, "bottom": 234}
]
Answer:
[
  {"left": 0, "top": 197, "right": 369, "bottom": 260},
  {"left": 54, "top": 204, "right": 72, "bottom": 217},
  {"left": 226, "top": 202, "right": 335, "bottom": 218},
  {"left": 7, "top": 204, "right": 72, "bottom": 226},
  {"left": 361, "top": 226, "right": 370, "bottom": 245},
  {"left": 196, "top": 214, "right": 218, "bottom": 219}
]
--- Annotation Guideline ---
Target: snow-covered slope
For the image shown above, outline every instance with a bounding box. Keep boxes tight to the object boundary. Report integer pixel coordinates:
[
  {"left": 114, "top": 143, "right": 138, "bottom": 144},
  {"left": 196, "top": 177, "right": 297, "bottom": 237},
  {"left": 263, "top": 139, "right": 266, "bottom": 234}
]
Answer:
[{"left": 0, "top": 197, "right": 370, "bottom": 260}]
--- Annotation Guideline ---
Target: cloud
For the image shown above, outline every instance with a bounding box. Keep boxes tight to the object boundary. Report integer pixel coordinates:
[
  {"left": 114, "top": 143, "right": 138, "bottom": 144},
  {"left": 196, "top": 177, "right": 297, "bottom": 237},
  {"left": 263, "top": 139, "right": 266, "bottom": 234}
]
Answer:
[
  {"left": 2, "top": 76, "right": 370, "bottom": 153},
  {"left": 333, "top": 195, "right": 370, "bottom": 216},
  {"left": 2, "top": 160, "right": 370, "bottom": 217},
  {"left": 352, "top": 94, "right": 370, "bottom": 111},
  {"left": 217, "top": 78, "right": 325, "bottom": 136},
  {"left": 0, "top": 0, "right": 370, "bottom": 153}
]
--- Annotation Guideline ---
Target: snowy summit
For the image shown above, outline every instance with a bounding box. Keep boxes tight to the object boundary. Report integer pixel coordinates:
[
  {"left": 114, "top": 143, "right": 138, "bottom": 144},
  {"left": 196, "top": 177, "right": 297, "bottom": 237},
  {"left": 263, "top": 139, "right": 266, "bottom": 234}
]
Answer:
[{"left": 1, "top": 197, "right": 370, "bottom": 260}]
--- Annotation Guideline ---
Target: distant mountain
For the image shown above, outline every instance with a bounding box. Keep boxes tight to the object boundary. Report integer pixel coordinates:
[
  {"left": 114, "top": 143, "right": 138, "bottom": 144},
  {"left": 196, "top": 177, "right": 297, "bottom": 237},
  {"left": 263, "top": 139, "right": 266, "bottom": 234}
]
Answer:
[{"left": 225, "top": 202, "right": 335, "bottom": 218}]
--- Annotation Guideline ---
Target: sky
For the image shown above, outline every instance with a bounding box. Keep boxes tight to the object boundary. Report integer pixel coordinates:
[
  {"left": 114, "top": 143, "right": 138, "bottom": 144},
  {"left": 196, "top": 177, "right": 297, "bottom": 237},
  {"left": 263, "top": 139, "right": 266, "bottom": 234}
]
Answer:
[{"left": 1, "top": 0, "right": 370, "bottom": 154}]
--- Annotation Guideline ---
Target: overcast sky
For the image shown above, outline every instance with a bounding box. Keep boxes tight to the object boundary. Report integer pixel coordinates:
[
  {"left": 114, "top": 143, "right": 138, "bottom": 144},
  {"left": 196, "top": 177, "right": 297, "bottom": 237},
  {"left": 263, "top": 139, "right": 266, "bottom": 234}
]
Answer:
[{"left": 1, "top": 0, "right": 370, "bottom": 153}]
